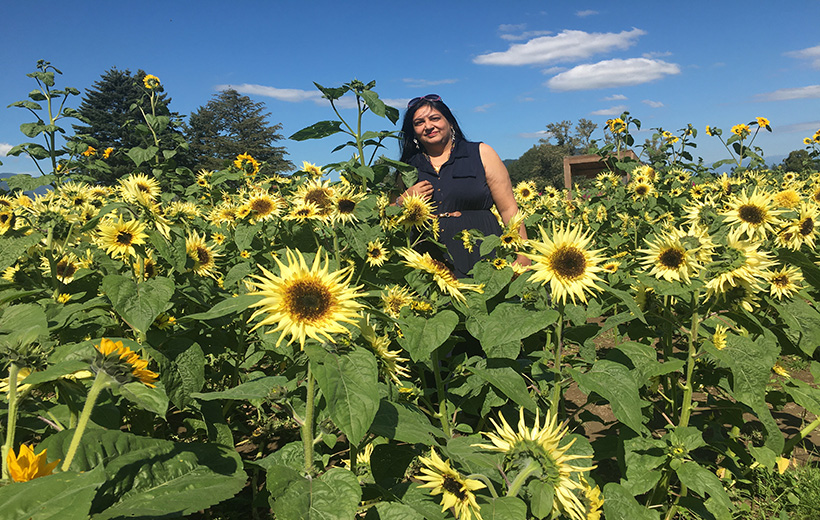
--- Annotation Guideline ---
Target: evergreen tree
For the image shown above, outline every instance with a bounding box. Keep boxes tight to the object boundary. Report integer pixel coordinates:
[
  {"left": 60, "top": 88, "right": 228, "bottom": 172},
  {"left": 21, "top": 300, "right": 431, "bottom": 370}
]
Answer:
[
  {"left": 185, "top": 89, "right": 292, "bottom": 173},
  {"left": 72, "top": 68, "right": 187, "bottom": 184}
]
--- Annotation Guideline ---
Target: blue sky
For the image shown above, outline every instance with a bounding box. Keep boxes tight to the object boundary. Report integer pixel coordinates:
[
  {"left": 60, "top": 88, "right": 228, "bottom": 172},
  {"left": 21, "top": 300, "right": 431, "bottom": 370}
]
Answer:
[{"left": 2, "top": 1, "right": 820, "bottom": 176}]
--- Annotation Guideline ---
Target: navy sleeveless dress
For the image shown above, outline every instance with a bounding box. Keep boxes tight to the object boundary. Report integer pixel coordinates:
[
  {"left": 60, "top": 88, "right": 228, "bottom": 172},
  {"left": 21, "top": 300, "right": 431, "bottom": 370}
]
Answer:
[{"left": 407, "top": 140, "right": 502, "bottom": 278}]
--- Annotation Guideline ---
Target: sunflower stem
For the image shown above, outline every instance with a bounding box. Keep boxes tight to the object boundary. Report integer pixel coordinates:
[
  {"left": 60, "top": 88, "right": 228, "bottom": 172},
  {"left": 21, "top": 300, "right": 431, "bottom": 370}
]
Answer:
[
  {"left": 467, "top": 473, "right": 499, "bottom": 499},
  {"left": 678, "top": 291, "right": 700, "bottom": 428},
  {"left": 302, "top": 363, "right": 316, "bottom": 474},
  {"left": 662, "top": 296, "right": 678, "bottom": 420},
  {"left": 550, "top": 303, "right": 565, "bottom": 418},
  {"left": 430, "top": 348, "right": 452, "bottom": 438},
  {"left": 783, "top": 415, "right": 820, "bottom": 457},
  {"left": 61, "top": 370, "right": 110, "bottom": 472},
  {"left": 349, "top": 442, "right": 358, "bottom": 475},
  {"left": 506, "top": 459, "right": 539, "bottom": 498},
  {"left": 1, "top": 363, "right": 21, "bottom": 480}
]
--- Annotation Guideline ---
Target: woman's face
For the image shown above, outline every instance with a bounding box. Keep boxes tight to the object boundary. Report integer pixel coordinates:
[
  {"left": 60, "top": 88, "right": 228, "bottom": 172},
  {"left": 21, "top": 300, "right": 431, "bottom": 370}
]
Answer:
[{"left": 412, "top": 105, "right": 452, "bottom": 150}]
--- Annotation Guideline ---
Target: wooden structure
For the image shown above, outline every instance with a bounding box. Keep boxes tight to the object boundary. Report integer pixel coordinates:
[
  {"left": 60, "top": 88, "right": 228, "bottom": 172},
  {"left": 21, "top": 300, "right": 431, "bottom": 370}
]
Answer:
[{"left": 562, "top": 150, "right": 639, "bottom": 192}]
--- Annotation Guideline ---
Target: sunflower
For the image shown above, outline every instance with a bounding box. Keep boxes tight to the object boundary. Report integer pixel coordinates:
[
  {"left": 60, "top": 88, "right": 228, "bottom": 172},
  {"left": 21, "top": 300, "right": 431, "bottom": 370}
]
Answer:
[
  {"left": 417, "top": 448, "right": 485, "bottom": 520},
  {"left": 207, "top": 203, "right": 241, "bottom": 227},
  {"left": 731, "top": 123, "right": 750, "bottom": 137},
  {"left": 712, "top": 324, "right": 728, "bottom": 350},
  {"left": 638, "top": 228, "right": 706, "bottom": 284},
  {"left": 704, "top": 235, "right": 774, "bottom": 301},
  {"left": 40, "top": 251, "right": 81, "bottom": 284},
  {"left": 580, "top": 477, "right": 604, "bottom": 520},
  {"left": 767, "top": 265, "right": 803, "bottom": 300},
  {"left": 778, "top": 203, "right": 819, "bottom": 250},
  {"left": 6, "top": 444, "right": 60, "bottom": 482},
  {"left": 186, "top": 230, "right": 222, "bottom": 279},
  {"left": 722, "top": 188, "right": 783, "bottom": 240},
  {"left": 119, "top": 173, "right": 161, "bottom": 205},
  {"left": 499, "top": 211, "right": 526, "bottom": 250},
  {"left": 143, "top": 74, "right": 161, "bottom": 89},
  {"left": 602, "top": 261, "right": 620, "bottom": 273},
  {"left": 595, "top": 171, "right": 619, "bottom": 189},
  {"left": 0, "top": 209, "right": 16, "bottom": 235},
  {"left": 246, "top": 190, "right": 284, "bottom": 223},
  {"left": 331, "top": 186, "right": 365, "bottom": 225},
  {"left": 284, "top": 201, "right": 322, "bottom": 222},
  {"left": 773, "top": 188, "right": 801, "bottom": 208},
  {"left": 606, "top": 118, "right": 625, "bottom": 134},
  {"left": 234, "top": 152, "right": 260, "bottom": 177},
  {"left": 359, "top": 315, "right": 410, "bottom": 385},
  {"left": 756, "top": 116, "right": 770, "bottom": 129},
  {"left": 300, "top": 161, "right": 324, "bottom": 177},
  {"left": 381, "top": 285, "right": 415, "bottom": 318},
  {"left": 399, "top": 193, "right": 437, "bottom": 232},
  {"left": 523, "top": 223, "right": 605, "bottom": 305},
  {"left": 96, "top": 217, "right": 148, "bottom": 260},
  {"left": 632, "top": 165, "right": 656, "bottom": 183},
  {"left": 690, "top": 183, "right": 708, "bottom": 200},
  {"left": 247, "top": 248, "right": 365, "bottom": 348},
  {"left": 474, "top": 407, "right": 594, "bottom": 520},
  {"left": 629, "top": 180, "right": 655, "bottom": 200},
  {"left": 397, "top": 247, "right": 483, "bottom": 303},
  {"left": 365, "top": 239, "right": 389, "bottom": 267},
  {"left": 94, "top": 338, "right": 158, "bottom": 387},
  {"left": 293, "top": 179, "right": 336, "bottom": 216},
  {"left": 514, "top": 181, "right": 538, "bottom": 203}
]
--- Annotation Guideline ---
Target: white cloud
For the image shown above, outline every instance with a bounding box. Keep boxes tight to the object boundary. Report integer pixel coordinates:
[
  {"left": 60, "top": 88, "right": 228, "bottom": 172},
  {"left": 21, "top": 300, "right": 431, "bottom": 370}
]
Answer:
[
  {"left": 546, "top": 58, "right": 681, "bottom": 91},
  {"left": 473, "top": 103, "right": 495, "bottom": 112},
  {"left": 757, "top": 85, "right": 820, "bottom": 101},
  {"left": 498, "top": 23, "right": 526, "bottom": 32},
  {"left": 519, "top": 130, "right": 550, "bottom": 138},
  {"left": 776, "top": 120, "right": 820, "bottom": 134},
  {"left": 402, "top": 78, "right": 459, "bottom": 88},
  {"left": 642, "top": 51, "right": 672, "bottom": 59},
  {"left": 501, "top": 30, "right": 553, "bottom": 41},
  {"left": 785, "top": 44, "right": 820, "bottom": 68},
  {"left": 216, "top": 83, "right": 324, "bottom": 104},
  {"left": 642, "top": 99, "right": 664, "bottom": 108},
  {"left": 474, "top": 28, "right": 646, "bottom": 66},
  {"left": 0, "top": 143, "right": 13, "bottom": 157},
  {"left": 590, "top": 105, "right": 628, "bottom": 116},
  {"left": 604, "top": 94, "right": 627, "bottom": 101},
  {"left": 576, "top": 10, "right": 598, "bottom": 17},
  {"left": 540, "top": 66, "right": 566, "bottom": 75}
]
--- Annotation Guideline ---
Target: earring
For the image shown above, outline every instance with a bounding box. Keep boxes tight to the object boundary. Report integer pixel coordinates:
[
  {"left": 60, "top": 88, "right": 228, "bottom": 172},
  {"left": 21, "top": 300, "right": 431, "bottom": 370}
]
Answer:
[{"left": 413, "top": 138, "right": 420, "bottom": 150}]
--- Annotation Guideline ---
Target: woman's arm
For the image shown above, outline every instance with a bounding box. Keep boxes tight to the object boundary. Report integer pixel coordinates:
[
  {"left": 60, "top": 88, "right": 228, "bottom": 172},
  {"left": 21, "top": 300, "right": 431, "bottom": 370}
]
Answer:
[{"left": 479, "top": 143, "right": 531, "bottom": 266}]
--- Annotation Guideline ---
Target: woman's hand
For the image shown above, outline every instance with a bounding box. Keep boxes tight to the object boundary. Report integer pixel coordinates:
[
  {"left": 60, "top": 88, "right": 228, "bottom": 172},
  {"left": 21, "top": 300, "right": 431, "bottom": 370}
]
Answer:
[{"left": 397, "top": 180, "right": 433, "bottom": 204}]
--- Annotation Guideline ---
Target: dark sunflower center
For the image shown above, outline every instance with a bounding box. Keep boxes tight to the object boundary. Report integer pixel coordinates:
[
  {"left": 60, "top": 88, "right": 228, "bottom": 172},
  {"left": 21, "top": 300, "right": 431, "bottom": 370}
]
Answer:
[
  {"left": 196, "top": 247, "right": 211, "bottom": 264},
  {"left": 251, "top": 199, "right": 273, "bottom": 214},
  {"left": 520, "top": 189, "right": 531, "bottom": 198},
  {"left": 502, "top": 235, "right": 514, "bottom": 244},
  {"left": 305, "top": 190, "right": 331, "bottom": 208},
  {"left": 441, "top": 476, "right": 467, "bottom": 500},
  {"left": 286, "top": 280, "right": 333, "bottom": 322},
  {"left": 800, "top": 217, "right": 814, "bottom": 236},
  {"left": 56, "top": 260, "right": 77, "bottom": 279},
  {"left": 550, "top": 246, "right": 586, "bottom": 279},
  {"left": 295, "top": 208, "right": 312, "bottom": 217},
  {"left": 368, "top": 247, "right": 382, "bottom": 258},
  {"left": 337, "top": 199, "right": 356, "bottom": 213},
  {"left": 0, "top": 213, "right": 10, "bottom": 224},
  {"left": 405, "top": 203, "right": 426, "bottom": 223},
  {"left": 74, "top": 197, "right": 86, "bottom": 206},
  {"left": 738, "top": 204, "right": 765, "bottom": 224},
  {"left": 659, "top": 248, "right": 685, "bottom": 269},
  {"left": 636, "top": 185, "right": 648, "bottom": 196},
  {"left": 116, "top": 231, "right": 134, "bottom": 246},
  {"left": 771, "top": 274, "right": 789, "bottom": 288},
  {"left": 136, "top": 183, "right": 151, "bottom": 193},
  {"left": 144, "top": 262, "right": 156, "bottom": 278}
]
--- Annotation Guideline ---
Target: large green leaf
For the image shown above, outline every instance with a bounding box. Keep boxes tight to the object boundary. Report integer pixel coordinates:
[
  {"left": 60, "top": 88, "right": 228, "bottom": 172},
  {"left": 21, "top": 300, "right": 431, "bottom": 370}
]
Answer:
[
  {"left": 306, "top": 345, "right": 380, "bottom": 444},
  {"left": 0, "top": 466, "right": 105, "bottom": 520},
  {"left": 471, "top": 360, "right": 536, "bottom": 412},
  {"left": 675, "top": 461, "right": 733, "bottom": 519},
  {"left": 602, "top": 483, "right": 659, "bottom": 520},
  {"left": 101, "top": 275, "right": 175, "bottom": 333},
  {"left": 39, "top": 429, "right": 246, "bottom": 519},
  {"left": 773, "top": 297, "right": 820, "bottom": 357},
  {"left": 395, "top": 310, "right": 459, "bottom": 362},
  {"left": 117, "top": 381, "right": 169, "bottom": 416},
  {"left": 370, "top": 400, "right": 443, "bottom": 444},
  {"left": 466, "top": 303, "right": 557, "bottom": 349},
  {"left": 0, "top": 233, "right": 42, "bottom": 272},
  {"left": 271, "top": 467, "right": 362, "bottom": 520},
  {"left": 569, "top": 360, "right": 648, "bottom": 435},
  {"left": 192, "top": 375, "right": 287, "bottom": 401},
  {"left": 182, "top": 293, "right": 263, "bottom": 322},
  {"left": 371, "top": 502, "right": 424, "bottom": 520},
  {"left": 3, "top": 173, "right": 55, "bottom": 193},
  {"left": 622, "top": 437, "right": 667, "bottom": 495},
  {"left": 476, "top": 496, "right": 527, "bottom": 520},
  {"left": 290, "top": 120, "right": 344, "bottom": 141},
  {"left": 614, "top": 341, "right": 685, "bottom": 384},
  {"left": 156, "top": 341, "right": 205, "bottom": 409},
  {"left": 0, "top": 303, "right": 49, "bottom": 349},
  {"left": 126, "top": 145, "right": 159, "bottom": 167}
]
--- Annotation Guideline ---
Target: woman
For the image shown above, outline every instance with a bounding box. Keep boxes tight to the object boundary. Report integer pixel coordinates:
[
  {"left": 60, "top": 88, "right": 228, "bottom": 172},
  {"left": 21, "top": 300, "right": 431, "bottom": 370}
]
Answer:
[{"left": 396, "top": 94, "right": 529, "bottom": 277}]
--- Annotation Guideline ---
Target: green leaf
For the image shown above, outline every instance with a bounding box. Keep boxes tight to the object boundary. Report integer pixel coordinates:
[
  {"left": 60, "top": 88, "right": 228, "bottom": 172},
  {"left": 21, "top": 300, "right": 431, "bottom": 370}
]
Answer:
[
  {"left": 0, "top": 303, "right": 49, "bottom": 348},
  {"left": 370, "top": 399, "right": 443, "bottom": 444},
  {"left": 772, "top": 297, "right": 820, "bottom": 357},
  {"left": 117, "top": 381, "right": 168, "bottom": 416},
  {"left": 192, "top": 375, "right": 287, "bottom": 401},
  {"left": 360, "top": 90, "right": 386, "bottom": 117},
  {"left": 527, "top": 479, "right": 554, "bottom": 519},
  {"left": 466, "top": 303, "right": 557, "bottom": 349},
  {"left": 0, "top": 466, "right": 105, "bottom": 520},
  {"left": 290, "top": 120, "right": 344, "bottom": 141},
  {"left": 40, "top": 429, "right": 246, "bottom": 519},
  {"left": 783, "top": 378, "right": 820, "bottom": 415},
  {"left": 396, "top": 310, "right": 459, "bottom": 362},
  {"left": 126, "top": 145, "right": 159, "bottom": 167},
  {"left": 569, "top": 360, "right": 648, "bottom": 434},
  {"left": 182, "top": 293, "right": 263, "bottom": 321},
  {"left": 234, "top": 222, "right": 261, "bottom": 250},
  {"left": 306, "top": 345, "right": 380, "bottom": 444},
  {"left": 19, "top": 122, "right": 46, "bottom": 138},
  {"left": 675, "top": 461, "right": 733, "bottom": 519},
  {"left": 477, "top": 496, "right": 528, "bottom": 520},
  {"left": 604, "top": 285, "right": 647, "bottom": 324},
  {"left": 602, "top": 482, "right": 660, "bottom": 520},
  {"left": 471, "top": 361, "right": 536, "bottom": 412},
  {"left": 159, "top": 341, "right": 206, "bottom": 409},
  {"left": 272, "top": 467, "right": 362, "bottom": 520},
  {"left": 101, "top": 275, "right": 175, "bottom": 333},
  {"left": 147, "top": 228, "right": 187, "bottom": 272},
  {"left": 0, "top": 232, "right": 43, "bottom": 271},
  {"left": 372, "top": 502, "right": 425, "bottom": 520},
  {"left": 371, "top": 443, "right": 419, "bottom": 490},
  {"left": 21, "top": 361, "right": 90, "bottom": 385},
  {"left": 614, "top": 341, "right": 685, "bottom": 384},
  {"left": 623, "top": 437, "right": 667, "bottom": 495}
]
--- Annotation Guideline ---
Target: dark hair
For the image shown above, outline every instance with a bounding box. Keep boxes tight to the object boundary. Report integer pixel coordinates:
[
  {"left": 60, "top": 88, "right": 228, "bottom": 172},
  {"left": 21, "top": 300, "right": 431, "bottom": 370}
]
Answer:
[{"left": 399, "top": 98, "right": 465, "bottom": 163}]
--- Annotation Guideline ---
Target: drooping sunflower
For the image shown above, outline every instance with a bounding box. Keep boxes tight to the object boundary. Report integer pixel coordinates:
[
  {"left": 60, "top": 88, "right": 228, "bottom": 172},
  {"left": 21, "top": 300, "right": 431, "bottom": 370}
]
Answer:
[
  {"left": 6, "top": 444, "right": 60, "bottom": 482},
  {"left": 234, "top": 152, "right": 260, "bottom": 177},
  {"left": 767, "top": 265, "right": 804, "bottom": 300},
  {"left": 595, "top": 171, "right": 619, "bottom": 189},
  {"left": 704, "top": 235, "right": 774, "bottom": 301},
  {"left": 185, "top": 230, "right": 222, "bottom": 279},
  {"left": 722, "top": 188, "right": 783, "bottom": 240},
  {"left": 119, "top": 173, "right": 161, "bottom": 205},
  {"left": 300, "top": 161, "right": 324, "bottom": 177},
  {"left": 359, "top": 315, "right": 411, "bottom": 386},
  {"left": 94, "top": 337, "right": 158, "bottom": 387},
  {"left": 397, "top": 247, "right": 483, "bottom": 303},
  {"left": 499, "top": 211, "right": 526, "bottom": 250},
  {"left": 399, "top": 193, "right": 437, "bottom": 232},
  {"left": 638, "top": 228, "right": 707, "bottom": 284},
  {"left": 247, "top": 248, "right": 365, "bottom": 348},
  {"left": 632, "top": 164, "right": 656, "bottom": 183},
  {"left": 365, "top": 239, "right": 389, "bottom": 267},
  {"left": 474, "top": 407, "right": 594, "bottom": 520},
  {"left": 417, "top": 448, "right": 485, "bottom": 520},
  {"left": 96, "top": 217, "right": 148, "bottom": 260},
  {"left": 381, "top": 285, "right": 415, "bottom": 318},
  {"left": 523, "top": 223, "right": 605, "bottom": 305}
]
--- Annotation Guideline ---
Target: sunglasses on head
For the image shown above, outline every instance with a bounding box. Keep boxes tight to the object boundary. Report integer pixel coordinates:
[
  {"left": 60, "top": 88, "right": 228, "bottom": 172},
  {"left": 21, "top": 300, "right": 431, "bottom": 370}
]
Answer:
[{"left": 407, "top": 94, "right": 442, "bottom": 109}]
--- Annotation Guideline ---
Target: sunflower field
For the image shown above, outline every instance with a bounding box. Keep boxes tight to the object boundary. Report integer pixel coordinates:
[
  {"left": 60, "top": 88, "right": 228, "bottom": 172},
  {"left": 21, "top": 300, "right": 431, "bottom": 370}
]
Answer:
[{"left": 3, "top": 61, "right": 820, "bottom": 520}]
